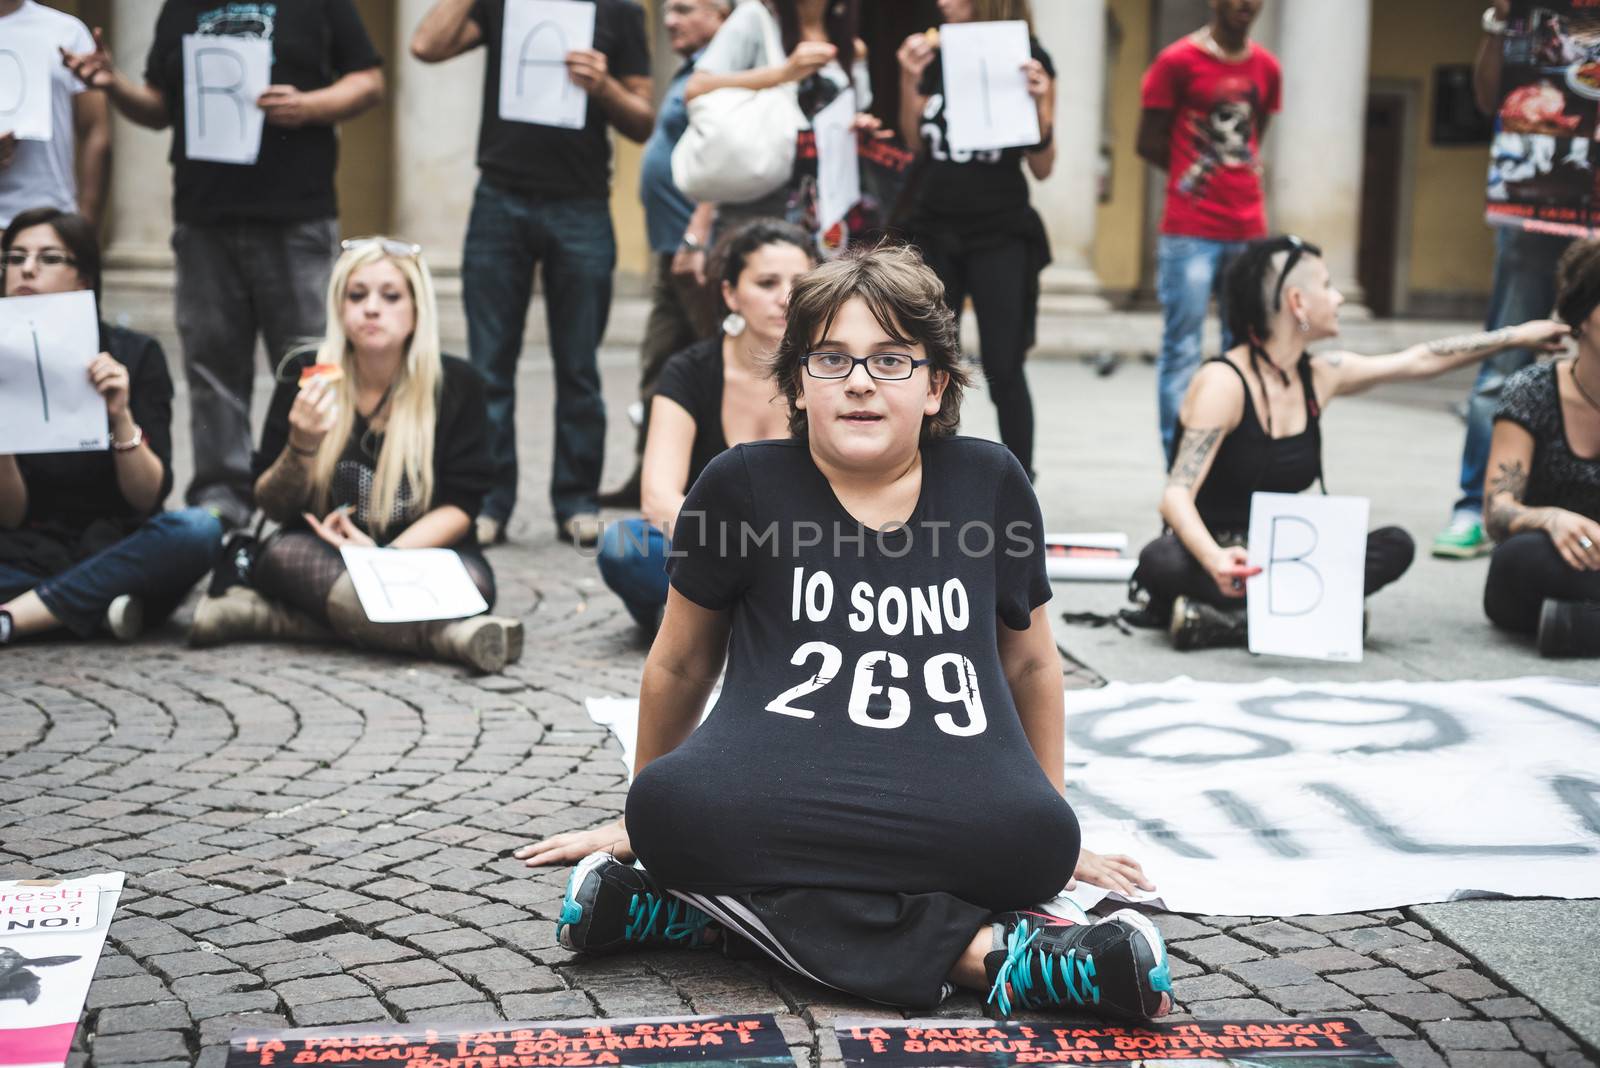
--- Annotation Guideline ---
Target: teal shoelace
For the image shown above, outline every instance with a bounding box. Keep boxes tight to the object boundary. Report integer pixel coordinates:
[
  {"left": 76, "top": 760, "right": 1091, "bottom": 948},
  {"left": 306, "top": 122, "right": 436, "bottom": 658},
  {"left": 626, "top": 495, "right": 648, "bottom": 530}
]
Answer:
[
  {"left": 986, "top": 920, "right": 1101, "bottom": 1016},
  {"left": 623, "top": 891, "right": 710, "bottom": 945}
]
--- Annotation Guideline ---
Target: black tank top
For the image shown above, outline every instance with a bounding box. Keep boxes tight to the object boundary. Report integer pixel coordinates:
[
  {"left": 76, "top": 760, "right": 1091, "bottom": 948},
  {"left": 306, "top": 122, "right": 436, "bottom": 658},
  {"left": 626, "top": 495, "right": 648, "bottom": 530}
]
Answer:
[{"left": 1180, "top": 355, "right": 1324, "bottom": 535}]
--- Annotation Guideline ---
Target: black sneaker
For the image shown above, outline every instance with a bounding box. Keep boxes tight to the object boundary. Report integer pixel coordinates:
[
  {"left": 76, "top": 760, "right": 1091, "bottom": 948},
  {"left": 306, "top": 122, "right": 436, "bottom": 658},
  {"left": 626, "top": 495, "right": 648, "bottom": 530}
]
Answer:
[
  {"left": 1537, "top": 598, "right": 1600, "bottom": 658},
  {"left": 1169, "top": 595, "right": 1247, "bottom": 651},
  {"left": 984, "top": 909, "right": 1173, "bottom": 1021},
  {"left": 556, "top": 852, "right": 713, "bottom": 954}
]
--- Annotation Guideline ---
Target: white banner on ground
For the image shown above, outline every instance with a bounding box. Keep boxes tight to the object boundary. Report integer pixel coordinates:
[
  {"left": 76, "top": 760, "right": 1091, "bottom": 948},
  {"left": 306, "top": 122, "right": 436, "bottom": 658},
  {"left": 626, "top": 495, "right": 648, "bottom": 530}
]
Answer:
[
  {"left": 0, "top": 32, "right": 55, "bottom": 141},
  {"left": 340, "top": 547, "right": 489, "bottom": 623},
  {"left": 0, "top": 872, "right": 124, "bottom": 1068},
  {"left": 939, "top": 20, "right": 1040, "bottom": 153},
  {"left": 587, "top": 677, "right": 1600, "bottom": 916},
  {"left": 0, "top": 290, "right": 107, "bottom": 455},
  {"left": 814, "top": 88, "right": 860, "bottom": 233},
  {"left": 499, "top": 0, "right": 594, "bottom": 129},
  {"left": 1247, "top": 493, "right": 1369, "bottom": 663},
  {"left": 182, "top": 34, "right": 271, "bottom": 164}
]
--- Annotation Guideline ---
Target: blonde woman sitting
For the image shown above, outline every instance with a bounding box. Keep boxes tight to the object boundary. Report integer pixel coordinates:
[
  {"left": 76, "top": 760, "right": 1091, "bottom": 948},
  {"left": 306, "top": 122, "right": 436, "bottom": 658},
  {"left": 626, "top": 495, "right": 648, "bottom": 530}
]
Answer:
[{"left": 190, "top": 238, "right": 524, "bottom": 672}]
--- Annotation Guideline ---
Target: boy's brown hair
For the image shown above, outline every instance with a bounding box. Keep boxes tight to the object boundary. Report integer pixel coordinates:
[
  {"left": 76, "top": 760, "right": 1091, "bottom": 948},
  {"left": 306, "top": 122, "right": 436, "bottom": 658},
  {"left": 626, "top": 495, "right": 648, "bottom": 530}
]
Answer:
[{"left": 771, "top": 243, "right": 968, "bottom": 441}]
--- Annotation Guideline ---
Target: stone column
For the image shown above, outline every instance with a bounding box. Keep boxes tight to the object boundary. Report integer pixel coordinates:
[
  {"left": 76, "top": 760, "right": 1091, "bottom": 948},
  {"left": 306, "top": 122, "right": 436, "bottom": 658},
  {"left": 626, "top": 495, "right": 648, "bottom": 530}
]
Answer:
[
  {"left": 103, "top": 0, "right": 173, "bottom": 270},
  {"left": 1265, "top": 0, "right": 1372, "bottom": 308},
  {"left": 391, "top": 0, "right": 484, "bottom": 275},
  {"left": 1028, "top": 0, "right": 1109, "bottom": 309}
]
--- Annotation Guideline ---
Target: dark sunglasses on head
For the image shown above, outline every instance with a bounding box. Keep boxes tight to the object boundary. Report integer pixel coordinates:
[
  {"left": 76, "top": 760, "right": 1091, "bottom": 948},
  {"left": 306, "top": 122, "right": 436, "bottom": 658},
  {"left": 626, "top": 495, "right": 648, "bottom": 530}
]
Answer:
[{"left": 1271, "top": 234, "right": 1323, "bottom": 311}]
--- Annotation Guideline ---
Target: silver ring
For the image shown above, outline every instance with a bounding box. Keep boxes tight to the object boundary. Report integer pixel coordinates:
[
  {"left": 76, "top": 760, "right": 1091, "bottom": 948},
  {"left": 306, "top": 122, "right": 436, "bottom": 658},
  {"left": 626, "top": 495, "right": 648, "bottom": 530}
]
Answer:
[{"left": 1581, "top": 536, "right": 1595, "bottom": 550}]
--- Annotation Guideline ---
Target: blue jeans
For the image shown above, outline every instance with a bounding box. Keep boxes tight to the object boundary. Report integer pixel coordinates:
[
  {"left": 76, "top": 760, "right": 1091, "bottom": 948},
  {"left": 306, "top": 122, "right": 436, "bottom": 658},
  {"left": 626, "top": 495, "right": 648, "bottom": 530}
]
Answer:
[
  {"left": 463, "top": 181, "right": 615, "bottom": 524},
  {"left": 1156, "top": 235, "right": 1249, "bottom": 464},
  {"left": 0, "top": 508, "right": 222, "bottom": 637},
  {"left": 596, "top": 518, "right": 670, "bottom": 628},
  {"left": 1453, "top": 227, "right": 1572, "bottom": 518}
]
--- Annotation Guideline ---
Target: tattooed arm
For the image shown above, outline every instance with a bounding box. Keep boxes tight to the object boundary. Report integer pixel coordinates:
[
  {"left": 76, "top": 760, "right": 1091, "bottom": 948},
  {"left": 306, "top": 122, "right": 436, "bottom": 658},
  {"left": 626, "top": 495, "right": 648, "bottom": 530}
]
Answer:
[
  {"left": 1322, "top": 319, "right": 1570, "bottom": 399},
  {"left": 253, "top": 450, "right": 317, "bottom": 525},
  {"left": 1484, "top": 419, "right": 1600, "bottom": 569},
  {"left": 253, "top": 376, "right": 340, "bottom": 524},
  {"left": 1160, "top": 364, "right": 1252, "bottom": 596}
]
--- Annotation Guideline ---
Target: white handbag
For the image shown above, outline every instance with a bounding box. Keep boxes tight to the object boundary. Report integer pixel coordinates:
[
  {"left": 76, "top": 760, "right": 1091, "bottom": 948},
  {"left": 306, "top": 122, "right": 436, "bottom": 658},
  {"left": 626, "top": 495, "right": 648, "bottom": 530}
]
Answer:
[{"left": 671, "top": 2, "right": 804, "bottom": 205}]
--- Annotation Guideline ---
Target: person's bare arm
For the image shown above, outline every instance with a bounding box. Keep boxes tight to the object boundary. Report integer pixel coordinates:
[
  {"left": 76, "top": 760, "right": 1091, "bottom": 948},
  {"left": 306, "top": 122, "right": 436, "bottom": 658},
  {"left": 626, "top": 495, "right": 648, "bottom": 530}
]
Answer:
[
  {"left": 512, "top": 589, "right": 731, "bottom": 867},
  {"left": 1136, "top": 107, "right": 1171, "bottom": 169},
  {"left": 254, "top": 450, "right": 316, "bottom": 524},
  {"left": 1484, "top": 418, "right": 1600, "bottom": 569},
  {"left": 640, "top": 397, "right": 697, "bottom": 533},
  {"left": 896, "top": 33, "right": 933, "bottom": 153},
  {"left": 386, "top": 505, "right": 472, "bottom": 549},
  {"left": 72, "top": 91, "right": 111, "bottom": 227},
  {"left": 409, "top": 0, "right": 484, "bottom": 62},
  {"left": 685, "top": 40, "right": 834, "bottom": 102},
  {"left": 1024, "top": 63, "right": 1056, "bottom": 181},
  {"left": 572, "top": 58, "right": 654, "bottom": 143},
  {"left": 1159, "top": 364, "right": 1255, "bottom": 599},
  {"left": 0, "top": 455, "right": 26, "bottom": 529},
  {"left": 259, "top": 67, "right": 384, "bottom": 128},
  {"left": 61, "top": 28, "right": 171, "bottom": 129},
  {"left": 1326, "top": 320, "right": 1568, "bottom": 398},
  {"left": 998, "top": 604, "right": 1065, "bottom": 792},
  {"left": 1475, "top": 0, "right": 1512, "bottom": 115}
]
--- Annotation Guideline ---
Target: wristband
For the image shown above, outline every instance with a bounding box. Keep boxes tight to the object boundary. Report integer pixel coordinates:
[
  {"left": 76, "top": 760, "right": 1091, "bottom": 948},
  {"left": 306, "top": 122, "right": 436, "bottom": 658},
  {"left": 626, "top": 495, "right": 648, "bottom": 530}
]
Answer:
[
  {"left": 287, "top": 439, "right": 318, "bottom": 458},
  {"left": 110, "top": 424, "right": 143, "bottom": 452}
]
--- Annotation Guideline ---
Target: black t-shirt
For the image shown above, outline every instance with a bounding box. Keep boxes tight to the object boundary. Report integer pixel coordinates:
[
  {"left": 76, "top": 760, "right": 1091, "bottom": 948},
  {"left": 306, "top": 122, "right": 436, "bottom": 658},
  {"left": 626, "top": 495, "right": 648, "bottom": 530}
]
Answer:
[
  {"left": 12, "top": 325, "right": 175, "bottom": 545},
  {"left": 652, "top": 338, "right": 728, "bottom": 490},
  {"left": 145, "top": 0, "right": 383, "bottom": 225},
  {"left": 469, "top": 0, "right": 650, "bottom": 197},
  {"left": 910, "top": 39, "right": 1055, "bottom": 221},
  {"left": 627, "top": 437, "right": 1075, "bottom": 910},
  {"left": 1496, "top": 361, "right": 1600, "bottom": 522},
  {"left": 253, "top": 352, "right": 493, "bottom": 540}
]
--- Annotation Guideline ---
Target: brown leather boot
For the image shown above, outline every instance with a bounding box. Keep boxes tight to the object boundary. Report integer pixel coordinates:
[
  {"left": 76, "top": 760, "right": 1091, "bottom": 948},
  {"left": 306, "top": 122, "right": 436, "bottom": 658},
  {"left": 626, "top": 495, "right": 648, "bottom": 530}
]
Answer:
[
  {"left": 189, "top": 587, "right": 332, "bottom": 647},
  {"left": 324, "top": 574, "right": 524, "bottom": 673}
]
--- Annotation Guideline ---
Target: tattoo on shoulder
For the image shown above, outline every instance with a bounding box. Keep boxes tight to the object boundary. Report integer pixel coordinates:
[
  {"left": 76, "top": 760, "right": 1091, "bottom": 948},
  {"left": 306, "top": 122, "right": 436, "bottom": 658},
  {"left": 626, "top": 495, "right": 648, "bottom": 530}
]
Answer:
[
  {"left": 1426, "top": 326, "right": 1516, "bottom": 357},
  {"left": 1319, "top": 351, "right": 1344, "bottom": 367},
  {"left": 1168, "top": 427, "right": 1223, "bottom": 489}
]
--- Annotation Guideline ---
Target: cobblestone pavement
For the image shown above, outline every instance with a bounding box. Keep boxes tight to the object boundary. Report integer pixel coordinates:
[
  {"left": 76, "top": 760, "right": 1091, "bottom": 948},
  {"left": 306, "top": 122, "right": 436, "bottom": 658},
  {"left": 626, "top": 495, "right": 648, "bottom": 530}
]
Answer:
[{"left": 1, "top": 351, "right": 1596, "bottom": 1068}]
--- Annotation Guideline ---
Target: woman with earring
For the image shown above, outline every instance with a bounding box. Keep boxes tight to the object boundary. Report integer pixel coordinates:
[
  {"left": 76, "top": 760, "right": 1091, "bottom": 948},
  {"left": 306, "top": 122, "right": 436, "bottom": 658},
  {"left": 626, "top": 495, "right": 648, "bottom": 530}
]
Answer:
[
  {"left": 598, "top": 220, "right": 817, "bottom": 630},
  {"left": 1132, "top": 234, "right": 1568, "bottom": 651},
  {"left": 1482, "top": 238, "right": 1600, "bottom": 657},
  {"left": 189, "top": 237, "right": 525, "bottom": 673}
]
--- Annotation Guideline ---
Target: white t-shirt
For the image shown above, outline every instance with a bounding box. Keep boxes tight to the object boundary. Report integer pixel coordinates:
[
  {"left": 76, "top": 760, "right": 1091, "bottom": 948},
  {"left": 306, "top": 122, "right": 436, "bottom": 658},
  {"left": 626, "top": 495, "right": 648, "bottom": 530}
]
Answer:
[{"left": 0, "top": 1, "right": 96, "bottom": 228}]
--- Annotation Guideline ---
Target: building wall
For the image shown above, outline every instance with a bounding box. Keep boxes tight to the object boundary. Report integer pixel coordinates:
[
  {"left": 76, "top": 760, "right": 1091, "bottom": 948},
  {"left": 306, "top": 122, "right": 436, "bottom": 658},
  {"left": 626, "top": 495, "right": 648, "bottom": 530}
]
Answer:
[
  {"left": 1367, "top": 0, "right": 1495, "bottom": 308},
  {"left": 1094, "top": 0, "right": 1153, "bottom": 297}
]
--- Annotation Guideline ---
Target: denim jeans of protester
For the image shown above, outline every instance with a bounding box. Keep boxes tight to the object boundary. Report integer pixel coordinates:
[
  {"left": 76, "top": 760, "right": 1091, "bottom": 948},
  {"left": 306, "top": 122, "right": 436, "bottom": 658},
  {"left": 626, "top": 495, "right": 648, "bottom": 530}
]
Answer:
[
  {"left": 596, "top": 518, "right": 670, "bottom": 628},
  {"left": 1156, "top": 234, "right": 1248, "bottom": 465}
]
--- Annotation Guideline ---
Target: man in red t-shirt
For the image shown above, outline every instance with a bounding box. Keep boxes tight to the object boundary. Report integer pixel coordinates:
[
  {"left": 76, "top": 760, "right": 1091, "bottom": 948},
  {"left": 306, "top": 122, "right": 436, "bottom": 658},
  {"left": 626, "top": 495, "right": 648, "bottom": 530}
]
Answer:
[{"left": 1137, "top": 0, "right": 1281, "bottom": 463}]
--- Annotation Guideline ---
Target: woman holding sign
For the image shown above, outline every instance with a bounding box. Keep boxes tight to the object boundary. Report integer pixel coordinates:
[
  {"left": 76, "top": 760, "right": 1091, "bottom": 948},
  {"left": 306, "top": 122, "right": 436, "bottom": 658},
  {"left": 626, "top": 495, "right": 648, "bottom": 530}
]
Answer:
[
  {"left": 597, "top": 219, "right": 815, "bottom": 631},
  {"left": 188, "top": 238, "right": 524, "bottom": 674},
  {"left": 1482, "top": 239, "right": 1600, "bottom": 657},
  {"left": 0, "top": 208, "right": 221, "bottom": 645},
  {"left": 1133, "top": 235, "right": 1569, "bottom": 650},
  {"left": 896, "top": 0, "right": 1054, "bottom": 479},
  {"left": 519, "top": 246, "right": 1173, "bottom": 1023}
]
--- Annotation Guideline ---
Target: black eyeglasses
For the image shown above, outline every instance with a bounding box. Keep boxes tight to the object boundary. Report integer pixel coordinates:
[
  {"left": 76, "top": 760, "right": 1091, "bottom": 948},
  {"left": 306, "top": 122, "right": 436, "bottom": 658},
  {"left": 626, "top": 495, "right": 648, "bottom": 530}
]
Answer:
[
  {"left": 341, "top": 237, "right": 423, "bottom": 258},
  {"left": 1270, "top": 234, "right": 1322, "bottom": 311},
  {"left": 2, "top": 248, "right": 78, "bottom": 269},
  {"left": 802, "top": 352, "right": 930, "bottom": 381}
]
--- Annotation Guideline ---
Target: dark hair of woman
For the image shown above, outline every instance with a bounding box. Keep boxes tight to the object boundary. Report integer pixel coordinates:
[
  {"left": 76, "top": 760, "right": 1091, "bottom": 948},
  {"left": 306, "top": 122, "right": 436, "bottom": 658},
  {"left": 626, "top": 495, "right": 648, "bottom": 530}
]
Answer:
[
  {"left": 1555, "top": 237, "right": 1600, "bottom": 334},
  {"left": 770, "top": 0, "right": 859, "bottom": 69},
  {"left": 771, "top": 241, "right": 968, "bottom": 440},
  {"left": 1221, "top": 234, "right": 1324, "bottom": 437},
  {"left": 1, "top": 207, "right": 103, "bottom": 304},
  {"left": 709, "top": 218, "right": 818, "bottom": 314}
]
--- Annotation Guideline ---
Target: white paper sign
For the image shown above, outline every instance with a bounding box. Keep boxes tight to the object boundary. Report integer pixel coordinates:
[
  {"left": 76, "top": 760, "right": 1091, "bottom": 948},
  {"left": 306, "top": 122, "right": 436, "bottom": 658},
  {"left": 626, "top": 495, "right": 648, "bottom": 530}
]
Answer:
[
  {"left": 340, "top": 547, "right": 490, "bottom": 623},
  {"left": 814, "top": 88, "right": 860, "bottom": 233},
  {"left": 1246, "top": 492, "right": 1370, "bottom": 663},
  {"left": 0, "top": 290, "right": 107, "bottom": 455},
  {"left": 0, "top": 872, "right": 124, "bottom": 1068},
  {"left": 0, "top": 31, "right": 55, "bottom": 141},
  {"left": 499, "top": 0, "right": 595, "bottom": 129},
  {"left": 939, "top": 20, "right": 1040, "bottom": 154},
  {"left": 182, "top": 34, "right": 271, "bottom": 164}
]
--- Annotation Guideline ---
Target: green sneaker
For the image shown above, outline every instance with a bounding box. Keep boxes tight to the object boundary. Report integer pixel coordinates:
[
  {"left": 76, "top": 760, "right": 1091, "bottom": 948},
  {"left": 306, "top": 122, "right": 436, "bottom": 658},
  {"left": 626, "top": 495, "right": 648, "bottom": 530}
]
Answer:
[{"left": 1431, "top": 516, "right": 1491, "bottom": 559}]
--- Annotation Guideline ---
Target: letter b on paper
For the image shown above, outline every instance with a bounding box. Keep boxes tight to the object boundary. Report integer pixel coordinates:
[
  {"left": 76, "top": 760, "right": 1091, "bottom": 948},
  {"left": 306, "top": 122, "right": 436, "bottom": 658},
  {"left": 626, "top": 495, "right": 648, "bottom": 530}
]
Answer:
[{"left": 1246, "top": 492, "right": 1369, "bottom": 662}]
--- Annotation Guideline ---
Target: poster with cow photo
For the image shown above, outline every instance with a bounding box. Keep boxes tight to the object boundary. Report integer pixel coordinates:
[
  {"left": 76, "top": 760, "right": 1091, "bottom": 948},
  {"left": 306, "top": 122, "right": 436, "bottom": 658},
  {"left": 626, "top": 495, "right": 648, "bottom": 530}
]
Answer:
[
  {"left": 1487, "top": 1, "right": 1600, "bottom": 235},
  {"left": 0, "top": 872, "right": 124, "bottom": 1068}
]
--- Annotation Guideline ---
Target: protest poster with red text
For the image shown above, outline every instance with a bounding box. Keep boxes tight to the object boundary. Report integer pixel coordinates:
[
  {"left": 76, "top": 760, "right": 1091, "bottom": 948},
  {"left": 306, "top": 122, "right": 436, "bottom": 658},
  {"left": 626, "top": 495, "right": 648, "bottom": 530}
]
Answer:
[
  {"left": 1487, "top": 1, "right": 1600, "bottom": 236},
  {"left": 0, "top": 872, "right": 124, "bottom": 1068},
  {"left": 836, "top": 1018, "right": 1397, "bottom": 1067},
  {"left": 226, "top": 1014, "right": 797, "bottom": 1068}
]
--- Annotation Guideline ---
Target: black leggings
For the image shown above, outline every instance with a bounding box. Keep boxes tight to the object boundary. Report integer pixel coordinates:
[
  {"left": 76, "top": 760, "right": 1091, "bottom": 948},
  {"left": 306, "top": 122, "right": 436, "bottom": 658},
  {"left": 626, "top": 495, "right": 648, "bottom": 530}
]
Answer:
[
  {"left": 1134, "top": 527, "right": 1416, "bottom": 613},
  {"left": 253, "top": 530, "right": 496, "bottom": 622},
  {"left": 921, "top": 237, "right": 1037, "bottom": 476},
  {"left": 1484, "top": 531, "right": 1600, "bottom": 633}
]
